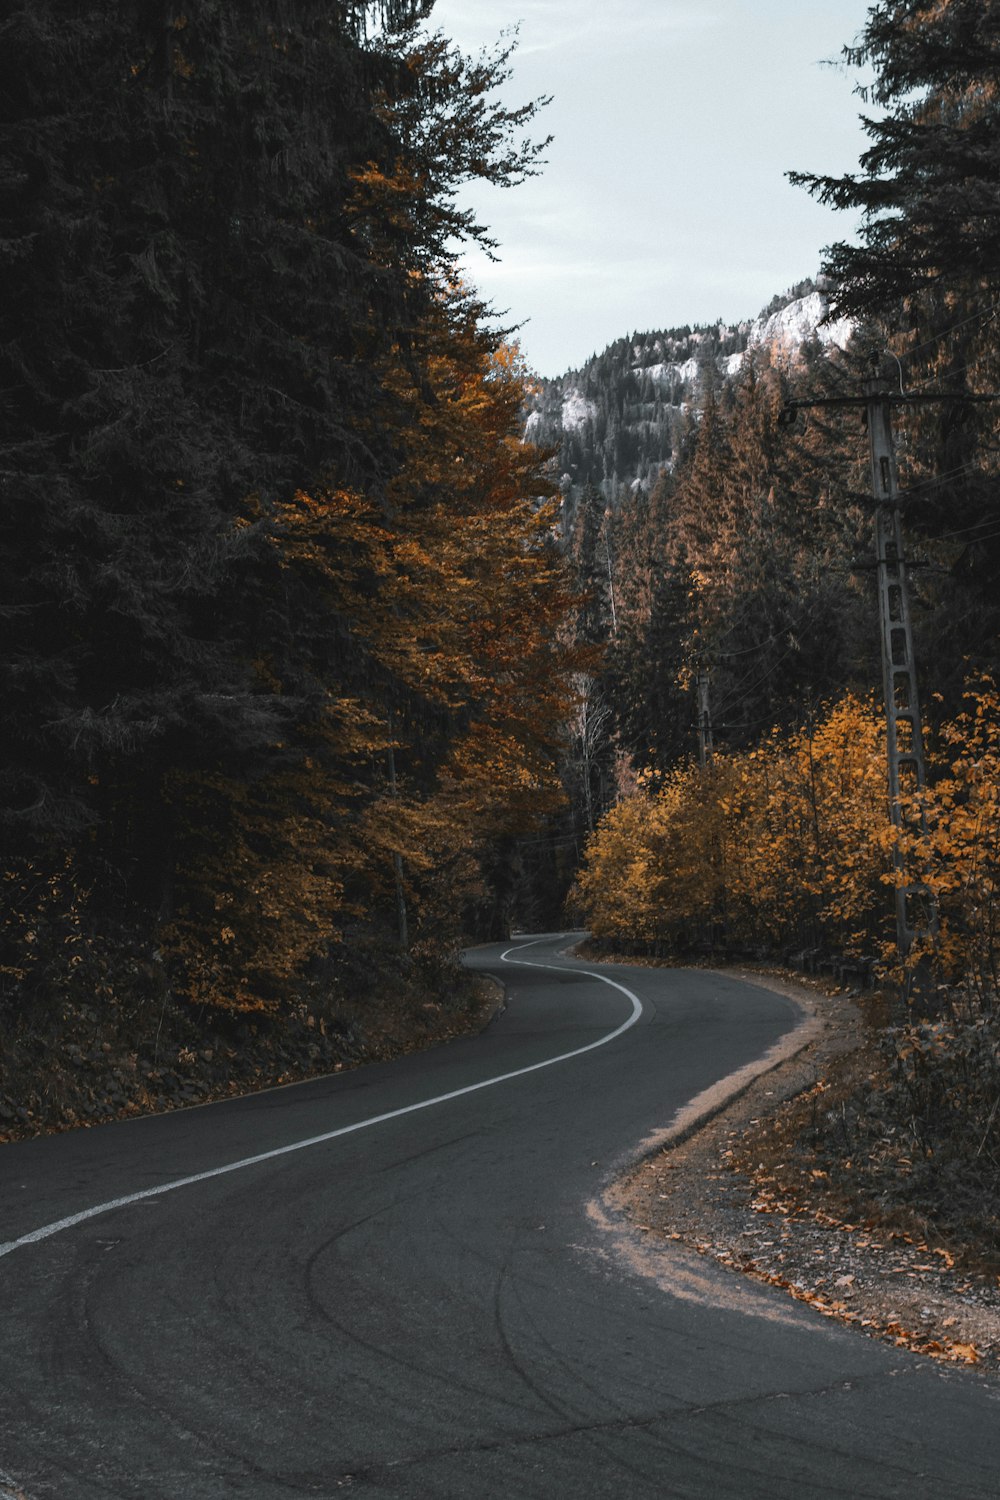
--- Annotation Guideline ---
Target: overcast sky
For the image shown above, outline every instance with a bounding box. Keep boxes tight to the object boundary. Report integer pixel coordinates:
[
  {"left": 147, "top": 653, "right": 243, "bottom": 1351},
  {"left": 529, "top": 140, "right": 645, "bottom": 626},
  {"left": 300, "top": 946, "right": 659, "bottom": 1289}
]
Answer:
[{"left": 426, "top": 0, "right": 876, "bottom": 376}]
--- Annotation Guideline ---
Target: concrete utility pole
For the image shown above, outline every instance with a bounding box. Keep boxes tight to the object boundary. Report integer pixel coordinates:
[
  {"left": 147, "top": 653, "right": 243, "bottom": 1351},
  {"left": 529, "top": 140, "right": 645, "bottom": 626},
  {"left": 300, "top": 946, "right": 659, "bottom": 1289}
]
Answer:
[
  {"left": 779, "top": 364, "right": 1000, "bottom": 966},
  {"left": 776, "top": 358, "right": 1000, "bottom": 964},
  {"left": 697, "top": 668, "right": 714, "bottom": 769},
  {"left": 864, "top": 379, "right": 937, "bottom": 958}
]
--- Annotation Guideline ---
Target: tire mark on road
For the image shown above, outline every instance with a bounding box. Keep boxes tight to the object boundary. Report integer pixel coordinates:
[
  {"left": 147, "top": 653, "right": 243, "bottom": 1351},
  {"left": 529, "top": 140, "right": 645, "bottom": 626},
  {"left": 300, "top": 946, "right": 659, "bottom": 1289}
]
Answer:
[{"left": 1, "top": 935, "right": 643, "bottom": 1261}]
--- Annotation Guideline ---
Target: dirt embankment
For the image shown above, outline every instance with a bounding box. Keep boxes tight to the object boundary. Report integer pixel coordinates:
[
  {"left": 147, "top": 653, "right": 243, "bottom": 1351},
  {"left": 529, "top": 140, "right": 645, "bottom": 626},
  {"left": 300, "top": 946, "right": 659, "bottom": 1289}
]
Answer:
[
  {"left": 0, "top": 969, "right": 501, "bottom": 1146},
  {"left": 611, "top": 966, "right": 1000, "bottom": 1373}
]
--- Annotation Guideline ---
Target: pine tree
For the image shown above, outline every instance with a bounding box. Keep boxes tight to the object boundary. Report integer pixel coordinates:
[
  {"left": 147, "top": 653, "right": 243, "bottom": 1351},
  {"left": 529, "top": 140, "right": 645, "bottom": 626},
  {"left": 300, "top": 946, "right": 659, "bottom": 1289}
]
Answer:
[
  {"left": 1, "top": 4, "right": 423, "bottom": 874},
  {"left": 790, "top": 0, "right": 1000, "bottom": 318},
  {"left": 0, "top": 1, "right": 556, "bottom": 1012},
  {"left": 790, "top": 0, "right": 1000, "bottom": 694},
  {"left": 604, "top": 478, "right": 697, "bottom": 775}
]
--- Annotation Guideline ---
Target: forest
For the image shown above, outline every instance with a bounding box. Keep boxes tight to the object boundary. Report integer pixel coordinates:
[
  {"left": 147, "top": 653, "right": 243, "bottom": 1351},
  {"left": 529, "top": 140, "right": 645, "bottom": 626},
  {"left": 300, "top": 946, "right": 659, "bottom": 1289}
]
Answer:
[
  {"left": 563, "top": 0, "right": 1000, "bottom": 1237},
  {"left": 2, "top": 0, "right": 1000, "bottom": 1235},
  {"left": 0, "top": 0, "right": 583, "bottom": 1128},
  {"left": 521, "top": 277, "right": 827, "bottom": 518}
]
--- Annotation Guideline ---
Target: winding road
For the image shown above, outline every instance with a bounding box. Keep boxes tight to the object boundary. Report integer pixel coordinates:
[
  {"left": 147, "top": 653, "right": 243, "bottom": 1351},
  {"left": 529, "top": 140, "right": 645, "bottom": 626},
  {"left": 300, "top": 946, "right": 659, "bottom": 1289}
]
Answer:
[{"left": 1, "top": 933, "right": 998, "bottom": 1498}]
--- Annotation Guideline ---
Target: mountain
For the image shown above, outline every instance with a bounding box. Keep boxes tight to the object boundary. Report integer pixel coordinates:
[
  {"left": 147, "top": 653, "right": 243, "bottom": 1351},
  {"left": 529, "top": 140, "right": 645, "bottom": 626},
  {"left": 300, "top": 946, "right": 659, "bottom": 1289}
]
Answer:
[{"left": 523, "top": 278, "right": 851, "bottom": 521}]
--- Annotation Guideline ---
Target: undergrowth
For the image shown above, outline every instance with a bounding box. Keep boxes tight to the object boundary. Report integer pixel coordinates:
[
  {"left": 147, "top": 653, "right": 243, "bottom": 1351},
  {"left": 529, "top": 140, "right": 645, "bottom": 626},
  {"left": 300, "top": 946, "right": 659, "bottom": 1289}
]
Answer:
[{"left": 733, "top": 987, "right": 1000, "bottom": 1278}]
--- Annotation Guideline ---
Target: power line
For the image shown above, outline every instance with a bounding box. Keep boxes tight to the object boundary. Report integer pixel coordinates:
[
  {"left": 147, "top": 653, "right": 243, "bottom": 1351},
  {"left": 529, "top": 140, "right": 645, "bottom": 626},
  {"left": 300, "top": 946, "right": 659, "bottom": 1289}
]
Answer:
[
  {"left": 902, "top": 352, "right": 996, "bottom": 396},
  {"left": 898, "top": 460, "right": 984, "bottom": 499},
  {"left": 927, "top": 519, "right": 1000, "bottom": 547},
  {"left": 716, "top": 633, "right": 783, "bottom": 660},
  {"left": 713, "top": 646, "right": 796, "bottom": 720},
  {"left": 898, "top": 301, "right": 1000, "bottom": 369}
]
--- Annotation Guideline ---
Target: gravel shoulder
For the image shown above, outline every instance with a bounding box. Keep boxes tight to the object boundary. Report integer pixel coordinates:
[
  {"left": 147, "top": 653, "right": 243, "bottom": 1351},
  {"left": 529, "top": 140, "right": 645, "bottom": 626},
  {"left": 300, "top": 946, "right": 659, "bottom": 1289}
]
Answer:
[{"left": 610, "top": 965, "right": 1000, "bottom": 1374}]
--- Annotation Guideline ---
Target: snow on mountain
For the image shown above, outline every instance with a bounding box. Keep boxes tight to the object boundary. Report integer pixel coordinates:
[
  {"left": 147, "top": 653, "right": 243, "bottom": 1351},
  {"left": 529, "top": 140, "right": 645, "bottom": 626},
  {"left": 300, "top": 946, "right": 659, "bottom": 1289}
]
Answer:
[
  {"left": 561, "top": 390, "right": 598, "bottom": 432},
  {"left": 631, "top": 361, "right": 670, "bottom": 382},
  {"left": 632, "top": 358, "right": 699, "bottom": 387},
  {"left": 520, "top": 280, "right": 855, "bottom": 520},
  {"left": 626, "top": 292, "right": 850, "bottom": 387},
  {"left": 746, "top": 290, "right": 853, "bottom": 362}
]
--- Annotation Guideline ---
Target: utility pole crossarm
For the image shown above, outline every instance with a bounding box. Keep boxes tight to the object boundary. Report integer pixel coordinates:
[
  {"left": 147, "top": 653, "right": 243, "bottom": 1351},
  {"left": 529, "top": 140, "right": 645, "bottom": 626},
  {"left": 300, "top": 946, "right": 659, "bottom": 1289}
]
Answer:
[{"left": 779, "top": 391, "right": 1000, "bottom": 425}]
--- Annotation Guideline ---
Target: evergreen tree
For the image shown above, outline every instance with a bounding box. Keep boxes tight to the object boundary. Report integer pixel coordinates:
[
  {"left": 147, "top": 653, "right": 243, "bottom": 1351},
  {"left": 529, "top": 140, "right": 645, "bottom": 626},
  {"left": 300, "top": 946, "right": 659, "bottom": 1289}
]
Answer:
[
  {"left": 0, "top": 1, "right": 556, "bottom": 1013},
  {"left": 607, "top": 476, "right": 697, "bottom": 775},
  {"left": 790, "top": 0, "right": 1000, "bottom": 318},
  {"left": 791, "top": 0, "right": 1000, "bottom": 694}
]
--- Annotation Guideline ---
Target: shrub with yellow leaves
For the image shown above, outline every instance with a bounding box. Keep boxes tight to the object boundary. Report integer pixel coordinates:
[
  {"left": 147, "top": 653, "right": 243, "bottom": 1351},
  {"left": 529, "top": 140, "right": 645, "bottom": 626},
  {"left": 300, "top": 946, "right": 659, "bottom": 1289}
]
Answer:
[
  {"left": 573, "top": 693, "right": 890, "bottom": 959},
  {"left": 896, "top": 675, "right": 1000, "bottom": 1003}
]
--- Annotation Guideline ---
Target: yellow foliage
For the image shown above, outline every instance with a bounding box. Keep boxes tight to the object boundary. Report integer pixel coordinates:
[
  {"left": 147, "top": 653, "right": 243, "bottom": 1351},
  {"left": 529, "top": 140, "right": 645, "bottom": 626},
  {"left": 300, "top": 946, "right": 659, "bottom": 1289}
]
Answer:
[
  {"left": 158, "top": 292, "right": 580, "bottom": 1007},
  {"left": 575, "top": 677, "right": 1000, "bottom": 988},
  {"left": 160, "top": 767, "right": 353, "bottom": 1013},
  {"left": 574, "top": 694, "right": 889, "bottom": 957},
  {"left": 895, "top": 675, "right": 1000, "bottom": 991}
]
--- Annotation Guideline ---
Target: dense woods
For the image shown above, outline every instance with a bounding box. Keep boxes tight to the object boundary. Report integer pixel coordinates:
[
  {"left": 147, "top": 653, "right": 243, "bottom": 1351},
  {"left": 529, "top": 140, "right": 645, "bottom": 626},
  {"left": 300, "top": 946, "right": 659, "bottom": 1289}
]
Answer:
[
  {"left": 566, "top": 0, "right": 1000, "bottom": 956},
  {"left": 563, "top": 0, "right": 1000, "bottom": 1218},
  {"left": 4, "top": 0, "right": 1000, "bottom": 1219},
  {"left": 0, "top": 0, "right": 581, "bottom": 1124}
]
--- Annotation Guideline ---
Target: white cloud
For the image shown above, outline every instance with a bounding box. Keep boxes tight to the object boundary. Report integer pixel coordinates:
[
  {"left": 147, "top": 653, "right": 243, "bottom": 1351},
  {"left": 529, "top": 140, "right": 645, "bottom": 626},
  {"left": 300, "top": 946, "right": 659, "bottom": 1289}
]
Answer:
[
  {"left": 428, "top": 1, "right": 718, "bottom": 69},
  {"left": 511, "top": 3, "right": 718, "bottom": 56}
]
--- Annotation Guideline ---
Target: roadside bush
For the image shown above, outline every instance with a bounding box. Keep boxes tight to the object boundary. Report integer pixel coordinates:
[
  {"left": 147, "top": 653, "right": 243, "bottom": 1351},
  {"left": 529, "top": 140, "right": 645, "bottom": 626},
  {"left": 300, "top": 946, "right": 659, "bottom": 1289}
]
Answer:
[
  {"left": 572, "top": 693, "right": 889, "bottom": 957},
  {"left": 883, "top": 1000, "right": 1000, "bottom": 1208}
]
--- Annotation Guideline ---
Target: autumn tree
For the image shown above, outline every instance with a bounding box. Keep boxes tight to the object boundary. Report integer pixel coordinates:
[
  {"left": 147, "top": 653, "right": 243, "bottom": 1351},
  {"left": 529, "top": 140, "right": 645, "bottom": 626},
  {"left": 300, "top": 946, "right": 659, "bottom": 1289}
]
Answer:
[
  {"left": 572, "top": 694, "right": 890, "bottom": 960},
  {"left": 160, "top": 278, "right": 579, "bottom": 1004},
  {"left": 0, "top": 1, "right": 560, "bottom": 1015}
]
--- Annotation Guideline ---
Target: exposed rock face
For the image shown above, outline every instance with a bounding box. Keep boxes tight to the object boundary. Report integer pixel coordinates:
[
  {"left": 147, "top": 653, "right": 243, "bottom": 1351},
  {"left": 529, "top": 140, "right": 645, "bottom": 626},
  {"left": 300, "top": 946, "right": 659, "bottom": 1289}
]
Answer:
[
  {"left": 523, "top": 279, "right": 852, "bottom": 517},
  {"left": 746, "top": 288, "right": 853, "bottom": 362}
]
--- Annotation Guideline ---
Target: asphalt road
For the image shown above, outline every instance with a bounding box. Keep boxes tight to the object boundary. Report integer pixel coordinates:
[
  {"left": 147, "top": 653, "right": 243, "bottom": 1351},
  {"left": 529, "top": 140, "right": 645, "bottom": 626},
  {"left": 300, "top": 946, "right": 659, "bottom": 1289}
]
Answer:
[{"left": 1, "top": 933, "right": 998, "bottom": 1498}]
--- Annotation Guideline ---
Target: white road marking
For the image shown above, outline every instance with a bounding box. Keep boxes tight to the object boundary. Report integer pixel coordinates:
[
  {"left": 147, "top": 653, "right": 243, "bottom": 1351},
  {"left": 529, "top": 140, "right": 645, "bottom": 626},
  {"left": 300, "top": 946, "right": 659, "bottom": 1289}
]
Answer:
[{"left": 0, "top": 935, "right": 643, "bottom": 1261}]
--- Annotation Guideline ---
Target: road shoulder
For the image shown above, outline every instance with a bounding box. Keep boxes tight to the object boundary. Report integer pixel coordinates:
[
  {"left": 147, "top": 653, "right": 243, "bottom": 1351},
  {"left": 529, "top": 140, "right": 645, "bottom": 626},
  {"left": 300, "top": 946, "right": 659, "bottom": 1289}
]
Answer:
[{"left": 597, "top": 963, "right": 1000, "bottom": 1374}]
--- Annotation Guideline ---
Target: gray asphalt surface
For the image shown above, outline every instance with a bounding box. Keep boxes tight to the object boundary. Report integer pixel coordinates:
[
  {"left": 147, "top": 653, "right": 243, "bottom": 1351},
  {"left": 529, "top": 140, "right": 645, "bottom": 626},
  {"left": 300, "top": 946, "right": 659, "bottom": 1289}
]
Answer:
[{"left": 1, "top": 933, "right": 998, "bottom": 1498}]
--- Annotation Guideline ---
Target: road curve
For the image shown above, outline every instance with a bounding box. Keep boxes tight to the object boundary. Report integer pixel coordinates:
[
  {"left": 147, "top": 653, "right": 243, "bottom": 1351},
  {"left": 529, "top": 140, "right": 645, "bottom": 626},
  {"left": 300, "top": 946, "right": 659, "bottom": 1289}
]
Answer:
[{"left": 0, "top": 933, "right": 998, "bottom": 1498}]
